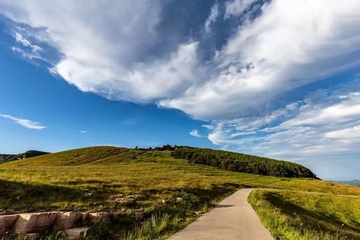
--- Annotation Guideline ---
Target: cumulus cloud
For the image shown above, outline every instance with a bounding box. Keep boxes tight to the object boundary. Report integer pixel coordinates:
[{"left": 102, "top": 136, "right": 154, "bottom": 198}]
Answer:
[
  {"left": 224, "top": 0, "right": 255, "bottom": 19},
  {"left": 2, "top": 0, "right": 360, "bottom": 119},
  {"left": 0, "top": 114, "right": 46, "bottom": 130},
  {"left": 161, "top": 0, "right": 360, "bottom": 120},
  {"left": 1, "top": 0, "right": 360, "bottom": 178},
  {"left": 190, "top": 129, "right": 204, "bottom": 138}
]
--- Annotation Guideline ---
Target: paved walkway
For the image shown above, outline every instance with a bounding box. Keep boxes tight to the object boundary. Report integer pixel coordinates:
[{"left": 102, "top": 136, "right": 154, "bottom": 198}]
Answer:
[{"left": 168, "top": 188, "right": 273, "bottom": 240}]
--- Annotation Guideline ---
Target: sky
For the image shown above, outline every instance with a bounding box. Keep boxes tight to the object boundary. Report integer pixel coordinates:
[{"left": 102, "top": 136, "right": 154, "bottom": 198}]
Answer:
[{"left": 0, "top": 0, "right": 360, "bottom": 180}]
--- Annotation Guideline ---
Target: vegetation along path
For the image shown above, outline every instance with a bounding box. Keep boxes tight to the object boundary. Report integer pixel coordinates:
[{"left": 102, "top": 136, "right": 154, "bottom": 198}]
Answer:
[{"left": 168, "top": 188, "right": 273, "bottom": 240}]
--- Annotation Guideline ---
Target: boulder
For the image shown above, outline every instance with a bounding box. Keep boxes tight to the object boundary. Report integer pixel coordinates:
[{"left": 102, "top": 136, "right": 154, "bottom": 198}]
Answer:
[
  {"left": 54, "top": 212, "right": 82, "bottom": 231},
  {"left": 0, "top": 214, "right": 19, "bottom": 235},
  {"left": 13, "top": 212, "right": 58, "bottom": 234}
]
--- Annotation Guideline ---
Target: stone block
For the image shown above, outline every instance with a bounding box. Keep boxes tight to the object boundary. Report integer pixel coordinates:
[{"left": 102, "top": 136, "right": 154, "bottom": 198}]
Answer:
[
  {"left": 13, "top": 212, "right": 58, "bottom": 234},
  {"left": 0, "top": 214, "right": 19, "bottom": 235},
  {"left": 54, "top": 212, "right": 82, "bottom": 231}
]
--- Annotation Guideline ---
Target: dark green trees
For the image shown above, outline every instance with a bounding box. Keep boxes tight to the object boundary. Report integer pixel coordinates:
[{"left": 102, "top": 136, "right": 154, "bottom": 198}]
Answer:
[{"left": 171, "top": 147, "right": 317, "bottom": 179}]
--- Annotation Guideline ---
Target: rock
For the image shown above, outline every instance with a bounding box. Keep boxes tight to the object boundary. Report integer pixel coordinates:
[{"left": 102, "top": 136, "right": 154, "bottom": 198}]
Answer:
[
  {"left": 14, "top": 196, "right": 21, "bottom": 201},
  {"left": 25, "top": 233, "right": 39, "bottom": 240},
  {"left": 88, "top": 212, "right": 110, "bottom": 222},
  {"left": 162, "top": 199, "right": 170, "bottom": 204},
  {"left": 54, "top": 212, "right": 82, "bottom": 231},
  {"left": 0, "top": 214, "right": 19, "bottom": 235},
  {"left": 13, "top": 212, "right": 58, "bottom": 234},
  {"left": 195, "top": 211, "right": 202, "bottom": 215},
  {"left": 65, "top": 227, "right": 89, "bottom": 239},
  {"left": 128, "top": 194, "right": 142, "bottom": 200},
  {"left": 135, "top": 212, "right": 144, "bottom": 222},
  {"left": 84, "top": 192, "right": 93, "bottom": 197},
  {"left": 176, "top": 197, "right": 183, "bottom": 202}
]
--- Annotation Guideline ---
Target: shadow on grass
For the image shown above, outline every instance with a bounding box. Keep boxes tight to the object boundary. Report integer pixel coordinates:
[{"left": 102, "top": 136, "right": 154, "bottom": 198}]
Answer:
[
  {"left": 0, "top": 179, "right": 109, "bottom": 214},
  {"left": 264, "top": 192, "right": 360, "bottom": 238}
]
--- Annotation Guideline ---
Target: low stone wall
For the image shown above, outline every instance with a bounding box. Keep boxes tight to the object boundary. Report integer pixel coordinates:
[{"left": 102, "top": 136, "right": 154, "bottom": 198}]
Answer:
[{"left": 0, "top": 211, "right": 113, "bottom": 239}]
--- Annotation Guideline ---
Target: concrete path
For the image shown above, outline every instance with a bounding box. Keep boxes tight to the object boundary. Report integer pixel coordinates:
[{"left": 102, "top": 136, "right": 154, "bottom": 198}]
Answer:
[{"left": 168, "top": 188, "right": 273, "bottom": 240}]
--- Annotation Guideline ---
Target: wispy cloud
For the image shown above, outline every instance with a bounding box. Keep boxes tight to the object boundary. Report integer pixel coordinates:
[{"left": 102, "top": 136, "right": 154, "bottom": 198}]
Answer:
[
  {"left": 190, "top": 129, "right": 204, "bottom": 138},
  {"left": 14, "top": 32, "right": 42, "bottom": 53},
  {"left": 204, "top": 3, "right": 219, "bottom": 34},
  {"left": 0, "top": 114, "right": 46, "bottom": 130},
  {"left": 79, "top": 130, "right": 87, "bottom": 134},
  {"left": 204, "top": 81, "right": 360, "bottom": 178}
]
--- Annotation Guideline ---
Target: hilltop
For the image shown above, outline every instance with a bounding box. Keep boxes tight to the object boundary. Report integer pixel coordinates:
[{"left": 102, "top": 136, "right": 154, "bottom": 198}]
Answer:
[{"left": 0, "top": 146, "right": 359, "bottom": 239}]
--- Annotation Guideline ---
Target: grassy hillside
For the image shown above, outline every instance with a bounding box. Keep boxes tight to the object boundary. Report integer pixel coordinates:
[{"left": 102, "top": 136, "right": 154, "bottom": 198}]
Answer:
[
  {"left": 249, "top": 190, "right": 360, "bottom": 240},
  {"left": 0, "top": 146, "right": 359, "bottom": 239},
  {"left": 171, "top": 147, "right": 317, "bottom": 178}
]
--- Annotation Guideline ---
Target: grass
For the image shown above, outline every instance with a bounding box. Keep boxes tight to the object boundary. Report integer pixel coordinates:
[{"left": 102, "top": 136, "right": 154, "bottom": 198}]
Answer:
[
  {"left": 1, "top": 146, "right": 360, "bottom": 239},
  {"left": 248, "top": 190, "right": 360, "bottom": 240}
]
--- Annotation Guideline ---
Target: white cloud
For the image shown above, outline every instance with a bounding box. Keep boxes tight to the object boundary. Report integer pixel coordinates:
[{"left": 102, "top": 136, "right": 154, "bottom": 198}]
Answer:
[
  {"left": 2, "top": 0, "right": 360, "bottom": 119},
  {"left": 11, "top": 46, "right": 41, "bottom": 60},
  {"left": 204, "top": 3, "right": 219, "bottom": 34},
  {"left": 205, "top": 85, "right": 360, "bottom": 177},
  {"left": 190, "top": 129, "right": 204, "bottom": 138},
  {"left": 160, "top": 0, "right": 360, "bottom": 120},
  {"left": 14, "top": 32, "right": 42, "bottom": 53},
  {"left": 2, "top": 0, "right": 360, "bottom": 178},
  {"left": 224, "top": 0, "right": 255, "bottom": 19},
  {"left": 0, "top": 114, "right": 46, "bottom": 130},
  {"left": 79, "top": 130, "right": 87, "bottom": 134},
  {"left": 325, "top": 126, "right": 360, "bottom": 139}
]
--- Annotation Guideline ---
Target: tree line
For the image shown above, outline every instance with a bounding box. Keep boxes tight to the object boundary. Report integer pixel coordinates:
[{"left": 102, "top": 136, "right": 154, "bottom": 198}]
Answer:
[{"left": 170, "top": 147, "right": 318, "bottom": 179}]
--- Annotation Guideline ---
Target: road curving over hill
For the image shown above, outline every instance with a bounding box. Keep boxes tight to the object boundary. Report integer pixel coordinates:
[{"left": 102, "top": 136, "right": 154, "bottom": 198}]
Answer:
[{"left": 167, "top": 188, "right": 273, "bottom": 240}]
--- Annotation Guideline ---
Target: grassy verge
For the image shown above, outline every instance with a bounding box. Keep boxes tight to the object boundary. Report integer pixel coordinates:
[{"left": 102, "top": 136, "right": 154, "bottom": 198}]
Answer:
[{"left": 248, "top": 190, "right": 360, "bottom": 240}]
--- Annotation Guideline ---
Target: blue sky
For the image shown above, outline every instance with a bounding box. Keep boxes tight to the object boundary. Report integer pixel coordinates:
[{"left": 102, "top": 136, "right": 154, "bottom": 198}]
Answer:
[{"left": 1, "top": 0, "right": 360, "bottom": 180}]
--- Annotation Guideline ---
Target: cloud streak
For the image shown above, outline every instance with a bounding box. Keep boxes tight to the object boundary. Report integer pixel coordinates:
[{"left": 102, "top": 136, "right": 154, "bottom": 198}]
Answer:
[
  {"left": 190, "top": 129, "right": 204, "bottom": 138},
  {"left": 0, "top": 114, "right": 46, "bottom": 130}
]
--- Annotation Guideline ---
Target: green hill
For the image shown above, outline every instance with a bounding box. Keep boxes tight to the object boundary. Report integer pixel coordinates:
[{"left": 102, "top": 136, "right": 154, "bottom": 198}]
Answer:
[
  {"left": 0, "top": 146, "right": 359, "bottom": 239},
  {"left": 0, "top": 150, "right": 49, "bottom": 163}
]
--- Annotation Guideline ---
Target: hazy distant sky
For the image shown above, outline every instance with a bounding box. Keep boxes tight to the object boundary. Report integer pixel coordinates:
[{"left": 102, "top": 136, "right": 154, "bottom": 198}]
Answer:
[{"left": 1, "top": 0, "right": 360, "bottom": 180}]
